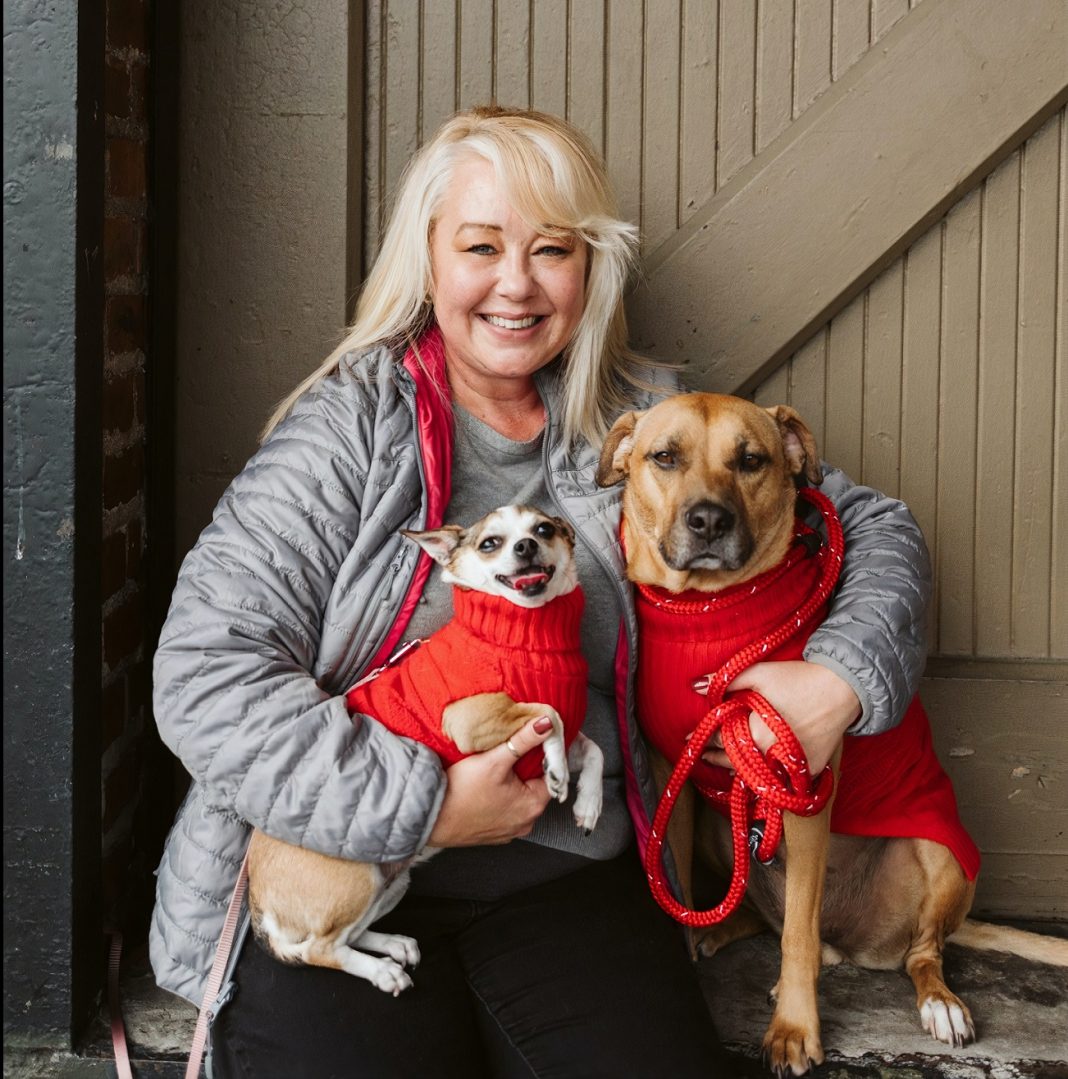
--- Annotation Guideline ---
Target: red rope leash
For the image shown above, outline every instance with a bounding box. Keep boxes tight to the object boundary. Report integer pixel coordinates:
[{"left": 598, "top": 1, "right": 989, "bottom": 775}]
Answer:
[{"left": 642, "top": 487, "right": 845, "bottom": 926}]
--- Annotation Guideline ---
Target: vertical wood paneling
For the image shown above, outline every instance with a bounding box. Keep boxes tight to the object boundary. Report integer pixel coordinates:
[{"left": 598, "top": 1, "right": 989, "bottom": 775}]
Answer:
[
  {"left": 1053, "top": 112, "right": 1068, "bottom": 659},
  {"left": 900, "top": 226, "right": 943, "bottom": 650},
  {"left": 364, "top": 2, "right": 386, "bottom": 263},
  {"left": 421, "top": 2, "right": 459, "bottom": 140},
  {"left": 795, "top": 0, "right": 833, "bottom": 117},
  {"left": 975, "top": 152, "right": 1021, "bottom": 656},
  {"left": 530, "top": 0, "right": 567, "bottom": 118},
  {"left": 755, "top": 0, "right": 792, "bottom": 152},
  {"left": 832, "top": 0, "right": 870, "bottom": 81},
  {"left": 605, "top": 0, "right": 644, "bottom": 229},
  {"left": 458, "top": 0, "right": 494, "bottom": 108},
  {"left": 788, "top": 329, "right": 829, "bottom": 451},
  {"left": 863, "top": 261, "right": 903, "bottom": 497},
  {"left": 363, "top": 6, "right": 1062, "bottom": 669},
  {"left": 936, "top": 188, "right": 981, "bottom": 655},
  {"left": 716, "top": 1, "right": 756, "bottom": 188},
  {"left": 641, "top": 0, "right": 681, "bottom": 251},
  {"left": 753, "top": 362, "right": 789, "bottom": 409},
  {"left": 383, "top": 1, "right": 421, "bottom": 203},
  {"left": 494, "top": 0, "right": 531, "bottom": 108},
  {"left": 1013, "top": 119, "right": 1059, "bottom": 657},
  {"left": 680, "top": 0, "right": 718, "bottom": 220},
  {"left": 873, "top": 0, "right": 909, "bottom": 40},
  {"left": 568, "top": 0, "right": 606, "bottom": 153},
  {"left": 823, "top": 294, "right": 865, "bottom": 480}
]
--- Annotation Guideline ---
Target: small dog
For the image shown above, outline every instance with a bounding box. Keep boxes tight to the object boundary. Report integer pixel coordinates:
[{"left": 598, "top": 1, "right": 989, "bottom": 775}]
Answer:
[
  {"left": 247, "top": 504, "right": 604, "bottom": 994},
  {"left": 597, "top": 393, "right": 1068, "bottom": 1075}
]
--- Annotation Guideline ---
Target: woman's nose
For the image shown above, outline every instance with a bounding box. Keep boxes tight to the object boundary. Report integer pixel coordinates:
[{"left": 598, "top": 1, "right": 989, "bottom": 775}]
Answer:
[{"left": 496, "top": 252, "right": 536, "bottom": 299}]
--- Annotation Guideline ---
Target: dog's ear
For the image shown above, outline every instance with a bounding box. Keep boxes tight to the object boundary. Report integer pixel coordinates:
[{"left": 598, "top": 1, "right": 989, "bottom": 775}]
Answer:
[
  {"left": 401, "top": 525, "right": 464, "bottom": 567},
  {"left": 596, "top": 411, "right": 640, "bottom": 487},
  {"left": 765, "top": 405, "right": 822, "bottom": 486},
  {"left": 550, "top": 516, "right": 576, "bottom": 546}
]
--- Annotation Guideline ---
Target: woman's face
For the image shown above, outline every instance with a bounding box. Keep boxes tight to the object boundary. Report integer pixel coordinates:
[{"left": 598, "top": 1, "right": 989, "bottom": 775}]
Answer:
[{"left": 429, "top": 156, "right": 588, "bottom": 396}]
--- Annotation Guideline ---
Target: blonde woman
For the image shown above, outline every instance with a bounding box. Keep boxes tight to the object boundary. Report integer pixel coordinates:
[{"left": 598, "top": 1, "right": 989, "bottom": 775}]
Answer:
[{"left": 151, "top": 107, "right": 930, "bottom": 1077}]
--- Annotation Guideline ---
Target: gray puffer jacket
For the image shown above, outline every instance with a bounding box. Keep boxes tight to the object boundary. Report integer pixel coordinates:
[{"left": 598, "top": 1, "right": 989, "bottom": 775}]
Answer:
[{"left": 150, "top": 340, "right": 931, "bottom": 1005}]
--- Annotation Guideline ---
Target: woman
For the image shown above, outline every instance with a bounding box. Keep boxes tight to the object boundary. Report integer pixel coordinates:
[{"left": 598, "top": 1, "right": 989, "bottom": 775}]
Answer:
[{"left": 151, "top": 106, "right": 930, "bottom": 1078}]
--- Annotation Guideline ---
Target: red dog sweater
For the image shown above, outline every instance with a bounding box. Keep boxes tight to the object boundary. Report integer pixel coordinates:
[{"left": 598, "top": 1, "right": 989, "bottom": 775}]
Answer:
[
  {"left": 636, "top": 520, "right": 980, "bottom": 881},
  {"left": 346, "top": 585, "right": 588, "bottom": 781}
]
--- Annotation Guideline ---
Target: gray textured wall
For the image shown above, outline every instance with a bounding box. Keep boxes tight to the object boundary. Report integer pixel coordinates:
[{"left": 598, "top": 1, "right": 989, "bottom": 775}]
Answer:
[
  {"left": 3, "top": 0, "right": 102, "bottom": 1044},
  {"left": 174, "top": 1, "right": 352, "bottom": 561}
]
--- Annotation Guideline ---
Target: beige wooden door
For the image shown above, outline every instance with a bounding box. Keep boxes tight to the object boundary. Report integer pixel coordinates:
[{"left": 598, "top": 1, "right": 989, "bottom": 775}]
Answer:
[{"left": 362, "top": 0, "right": 1067, "bottom": 917}]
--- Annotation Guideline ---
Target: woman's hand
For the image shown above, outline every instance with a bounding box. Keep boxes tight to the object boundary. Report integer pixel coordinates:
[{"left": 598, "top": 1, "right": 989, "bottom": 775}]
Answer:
[
  {"left": 695, "top": 661, "right": 861, "bottom": 775},
  {"left": 427, "top": 716, "right": 556, "bottom": 847}
]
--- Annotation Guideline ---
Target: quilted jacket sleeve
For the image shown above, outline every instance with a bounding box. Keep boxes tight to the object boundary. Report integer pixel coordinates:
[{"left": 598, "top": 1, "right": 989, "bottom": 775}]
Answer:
[
  {"left": 152, "top": 379, "right": 446, "bottom": 864},
  {"left": 804, "top": 465, "right": 932, "bottom": 737}
]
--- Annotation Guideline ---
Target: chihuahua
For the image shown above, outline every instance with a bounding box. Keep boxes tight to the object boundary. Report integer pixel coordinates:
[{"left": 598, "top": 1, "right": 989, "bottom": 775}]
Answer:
[{"left": 247, "top": 505, "right": 603, "bottom": 994}]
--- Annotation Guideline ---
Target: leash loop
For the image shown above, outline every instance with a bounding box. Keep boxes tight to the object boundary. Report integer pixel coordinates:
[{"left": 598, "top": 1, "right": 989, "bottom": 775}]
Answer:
[{"left": 643, "top": 487, "right": 844, "bottom": 926}]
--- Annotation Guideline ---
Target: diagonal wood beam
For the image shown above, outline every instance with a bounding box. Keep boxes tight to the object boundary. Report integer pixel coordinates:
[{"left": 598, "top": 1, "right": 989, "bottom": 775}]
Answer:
[{"left": 627, "top": 0, "right": 1068, "bottom": 394}]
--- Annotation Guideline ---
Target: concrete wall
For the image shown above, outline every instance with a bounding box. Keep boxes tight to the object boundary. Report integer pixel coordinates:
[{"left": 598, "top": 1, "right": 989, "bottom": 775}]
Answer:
[
  {"left": 174, "top": 0, "right": 353, "bottom": 559},
  {"left": 4, "top": 0, "right": 103, "bottom": 1045}
]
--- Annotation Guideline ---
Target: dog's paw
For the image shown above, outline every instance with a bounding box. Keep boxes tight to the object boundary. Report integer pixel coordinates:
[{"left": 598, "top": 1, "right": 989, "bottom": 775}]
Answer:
[
  {"left": 367, "top": 957, "right": 414, "bottom": 996},
  {"left": 572, "top": 785, "right": 602, "bottom": 833},
  {"left": 376, "top": 933, "right": 421, "bottom": 968},
  {"left": 352, "top": 929, "right": 420, "bottom": 969},
  {"left": 920, "top": 995, "right": 974, "bottom": 1047},
  {"left": 543, "top": 753, "right": 569, "bottom": 802},
  {"left": 762, "top": 1021, "right": 824, "bottom": 1077}
]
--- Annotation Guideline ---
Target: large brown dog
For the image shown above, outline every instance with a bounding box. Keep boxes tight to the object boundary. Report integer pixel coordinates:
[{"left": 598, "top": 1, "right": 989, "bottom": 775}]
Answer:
[{"left": 597, "top": 392, "right": 1068, "bottom": 1076}]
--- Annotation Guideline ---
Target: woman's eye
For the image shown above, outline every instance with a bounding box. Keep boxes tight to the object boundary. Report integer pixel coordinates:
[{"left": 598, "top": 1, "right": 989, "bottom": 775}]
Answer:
[
  {"left": 467, "top": 243, "right": 497, "bottom": 255},
  {"left": 536, "top": 244, "right": 571, "bottom": 257},
  {"left": 651, "top": 451, "right": 676, "bottom": 469},
  {"left": 478, "top": 536, "right": 502, "bottom": 552}
]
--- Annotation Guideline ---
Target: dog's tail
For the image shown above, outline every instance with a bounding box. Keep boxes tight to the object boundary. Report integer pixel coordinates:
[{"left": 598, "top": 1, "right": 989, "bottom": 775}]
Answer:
[{"left": 948, "top": 919, "right": 1068, "bottom": 966}]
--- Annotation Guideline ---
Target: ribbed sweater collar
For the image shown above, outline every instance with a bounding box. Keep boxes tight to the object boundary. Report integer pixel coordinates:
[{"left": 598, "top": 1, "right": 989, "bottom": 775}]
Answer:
[
  {"left": 451, "top": 585, "right": 584, "bottom": 652},
  {"left": 635, "top": 522, "right": 826, "bottom": 645}
]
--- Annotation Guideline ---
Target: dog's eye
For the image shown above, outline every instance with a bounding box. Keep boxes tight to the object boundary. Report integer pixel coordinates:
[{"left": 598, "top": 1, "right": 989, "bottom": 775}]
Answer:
[
  {"left": 650, "top": 450, "right": 676, "bottom": 469},
  {"left": 738, "top": 453, "right": 766, "bottom": 473},
  {"left": 534, "top": 522, "right": 556, "bottom": 540},
  {"left": 478, "top": 536, "right": 503, "bottom": 553}
]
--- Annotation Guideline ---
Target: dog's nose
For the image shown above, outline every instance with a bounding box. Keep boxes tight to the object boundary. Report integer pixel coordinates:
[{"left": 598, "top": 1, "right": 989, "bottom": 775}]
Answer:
[
  {"left": 684, "top": 501, "right": 734, "bottom": 540},
  {"left": 513, "top": 537, "right": 539, "bottom": 560}
]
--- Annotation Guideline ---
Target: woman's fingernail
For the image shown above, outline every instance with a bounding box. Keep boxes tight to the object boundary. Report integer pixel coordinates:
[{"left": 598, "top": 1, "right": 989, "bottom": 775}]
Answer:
[
  {"left": 534, "top": 717, "right": 553, "bottom": 734},
  {"left": 692, "top": 677, "right": 710, "bottom": 694}
]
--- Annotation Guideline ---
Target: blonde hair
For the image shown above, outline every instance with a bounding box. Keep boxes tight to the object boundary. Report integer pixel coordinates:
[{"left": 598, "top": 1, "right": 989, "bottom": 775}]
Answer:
[{"left": 262, "top": 105, "right": 655, "bottom": 446}]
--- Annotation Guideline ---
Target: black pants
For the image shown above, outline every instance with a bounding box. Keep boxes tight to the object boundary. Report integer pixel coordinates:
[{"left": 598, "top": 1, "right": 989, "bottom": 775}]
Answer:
[{"left": 210, "top": 850, "right": 727, "bottom": 1078}]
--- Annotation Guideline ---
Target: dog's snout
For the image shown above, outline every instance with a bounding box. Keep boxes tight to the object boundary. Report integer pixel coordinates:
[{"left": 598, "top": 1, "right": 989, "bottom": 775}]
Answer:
[
  {"left": 684, "top": 501, "right": 734, "bottom": 540},
  {"left": 512, "top": 537, "right": 539, "bottom": 561}
]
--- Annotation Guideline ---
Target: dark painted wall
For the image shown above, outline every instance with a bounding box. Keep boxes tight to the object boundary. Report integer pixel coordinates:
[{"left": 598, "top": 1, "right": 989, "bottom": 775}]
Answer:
[{"left": 4, "top": 2, "right": 104, "bottom": 1047}]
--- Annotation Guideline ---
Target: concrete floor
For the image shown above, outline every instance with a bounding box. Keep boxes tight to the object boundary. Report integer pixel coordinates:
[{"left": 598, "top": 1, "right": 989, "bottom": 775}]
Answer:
[
  {"left": 700, "top": 934, "right": 1068, "bottom": 1078},
  {"left": 6, "top": 932, "right": 1066, "bottom": 1078}
]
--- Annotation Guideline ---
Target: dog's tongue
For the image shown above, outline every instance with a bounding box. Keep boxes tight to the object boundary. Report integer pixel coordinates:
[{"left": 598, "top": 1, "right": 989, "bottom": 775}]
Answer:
[{"left": 511, "top": 571, "right": 549, "bottom": 591}]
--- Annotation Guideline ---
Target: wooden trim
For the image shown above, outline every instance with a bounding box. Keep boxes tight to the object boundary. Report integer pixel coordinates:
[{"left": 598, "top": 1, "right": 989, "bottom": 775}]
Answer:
[
  {"left": 924, "top": 657, "right": 1068, "bottom": 684},
  {"left": 629, "top": 0, "right": 1068, "bottom": 394},
  {"left": 345, "top": 0, "right": 366, "bottom": 324}
]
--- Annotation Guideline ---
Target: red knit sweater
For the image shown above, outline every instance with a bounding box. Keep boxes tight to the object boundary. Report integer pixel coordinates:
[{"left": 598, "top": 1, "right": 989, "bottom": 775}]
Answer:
[
  {"left": 636, "top": 523, "right": 980, "bottom": 881},
  {"left": 346, "top": 585, "right": 588, "bottom": 781}
]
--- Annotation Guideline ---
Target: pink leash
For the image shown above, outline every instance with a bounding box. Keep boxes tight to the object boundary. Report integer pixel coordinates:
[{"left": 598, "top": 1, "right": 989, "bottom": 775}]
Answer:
[
  {"left": 185, "top": 850, "right": 251, "bottom": 1079},
  {"left": 107, "top": 929, "right": 134, "bottom": 1079},
  {"left": 107, "top": 851, "right": 251, "bottom": 1079}
]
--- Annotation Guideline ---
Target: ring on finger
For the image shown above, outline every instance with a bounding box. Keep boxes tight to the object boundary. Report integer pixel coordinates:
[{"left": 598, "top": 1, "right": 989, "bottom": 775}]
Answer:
[{"left": 506, "top": 738, "right": 521, "bottom": 759}]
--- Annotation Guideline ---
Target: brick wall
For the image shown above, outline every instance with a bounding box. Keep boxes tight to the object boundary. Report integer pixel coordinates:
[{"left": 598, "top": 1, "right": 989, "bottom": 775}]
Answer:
[{"left": 101, "top": 0, "right": 153, "bottom": 929}]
